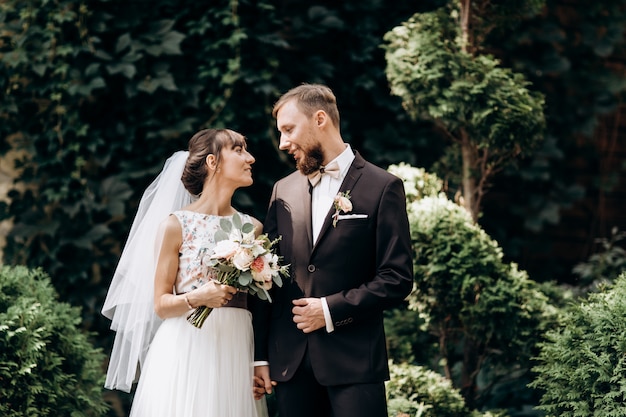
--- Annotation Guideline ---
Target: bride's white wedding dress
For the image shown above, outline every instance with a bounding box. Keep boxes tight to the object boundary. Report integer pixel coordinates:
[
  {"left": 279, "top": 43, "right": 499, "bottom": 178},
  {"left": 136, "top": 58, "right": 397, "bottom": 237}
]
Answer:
[{"left": 128, "top": 210, "right": 267, "bottom": 417}]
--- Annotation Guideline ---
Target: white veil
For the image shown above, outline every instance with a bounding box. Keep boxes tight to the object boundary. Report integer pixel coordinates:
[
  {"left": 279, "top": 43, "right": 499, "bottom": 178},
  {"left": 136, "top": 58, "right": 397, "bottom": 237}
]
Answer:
[{"left": 102, "top": 151, "right": 195, "bottom": 392}]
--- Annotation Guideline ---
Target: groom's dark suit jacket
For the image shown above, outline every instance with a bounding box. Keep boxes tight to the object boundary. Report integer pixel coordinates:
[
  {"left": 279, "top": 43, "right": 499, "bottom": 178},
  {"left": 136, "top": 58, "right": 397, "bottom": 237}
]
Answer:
[{"left": 252, "top": 151, "right": 413, "bottom": 385}]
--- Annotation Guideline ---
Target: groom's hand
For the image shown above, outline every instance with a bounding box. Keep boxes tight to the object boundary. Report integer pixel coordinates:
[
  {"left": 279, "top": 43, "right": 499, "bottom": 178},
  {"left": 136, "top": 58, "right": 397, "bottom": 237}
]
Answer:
[
  {"left": 253, "top": 365, "right": 276, "bottom": 398},
  {"left": 292, "top": 298, "right": 325, "bottom": 333}
]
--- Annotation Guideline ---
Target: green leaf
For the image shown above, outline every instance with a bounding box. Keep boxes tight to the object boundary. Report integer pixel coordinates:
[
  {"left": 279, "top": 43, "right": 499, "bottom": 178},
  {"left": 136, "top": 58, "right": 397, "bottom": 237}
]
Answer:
[
  {"left": 256, "top": 288, "right": 268, "bottom": 301},
  {"left": 84, "top": 63, "right": 100, "bottom": 77},
  {"left": 116, "top": 33, "right": 132, "bottom": 53},
  {"left": 232, "top": 212, "right": 242, "bottom": 229},
  {"left": 67, "top": 225, "right": 111, "bottom": 249},
  {"left": 238, "top": 271, "right": 252, "bottom": 286},
  {"left": 100, "top": 177, "right": 134, "bottom": 216},
  {"left": 214, "top": 229, "right": 229, "bottom": 242},
  {"left": 241, "top": 222, "right": 254, "bottom": 234},
  {"left": 31, "top": 64, "right": 46, "bottom": 77},
  {"left": 273, "top": 275, "right": 283, "bottom": 287},
  {"left": 106, "top": 62, "right": 136, "bottom": 79},
  {"left": 150, "top": 19, "right": 176, "bottom": 35},
  {"left": 219, "top": 218, "right": 233, "bottom": 232},
  {"left": 137, "top": 77, "right": 158, "bottom": 93},
  {"left": 161, "top": 31, "right": 185, "bottom": 55}
]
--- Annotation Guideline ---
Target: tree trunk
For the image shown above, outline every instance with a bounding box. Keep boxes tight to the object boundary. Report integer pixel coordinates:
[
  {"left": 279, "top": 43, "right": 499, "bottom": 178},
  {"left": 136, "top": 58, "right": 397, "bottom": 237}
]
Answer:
[
  {"left": 460, "top": 336, "right": 481, "bottom": 409},
  {"left": 458, "top": 1, "right": 481, "bottom": 221},
  {"left": 460, "top": 129, "right": 479, "bottom": 221},
  {"left": 460, "top": 0, "right": 471, "bottom": 53}
]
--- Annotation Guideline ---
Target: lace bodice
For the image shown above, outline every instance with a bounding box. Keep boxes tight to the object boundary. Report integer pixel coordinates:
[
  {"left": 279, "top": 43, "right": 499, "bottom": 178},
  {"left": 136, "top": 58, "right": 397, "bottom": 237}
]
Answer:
[{"left": 172, "top": 210, "right": 251, "bottom": 294}]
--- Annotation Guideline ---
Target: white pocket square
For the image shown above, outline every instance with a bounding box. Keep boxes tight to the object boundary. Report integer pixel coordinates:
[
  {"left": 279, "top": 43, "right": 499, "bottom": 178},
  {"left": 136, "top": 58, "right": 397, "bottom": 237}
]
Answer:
[{"left": 336, "top": 213, "right": 368, "bottom": 220}]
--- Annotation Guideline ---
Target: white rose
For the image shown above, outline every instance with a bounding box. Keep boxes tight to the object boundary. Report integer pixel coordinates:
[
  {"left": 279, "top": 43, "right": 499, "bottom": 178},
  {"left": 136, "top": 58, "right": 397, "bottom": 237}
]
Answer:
[
  {"left": 232, "top": 248, "right": 255, "bottom": 270},
  {"left": 211, "top": 240, "right": 239, "bottom": 260}
]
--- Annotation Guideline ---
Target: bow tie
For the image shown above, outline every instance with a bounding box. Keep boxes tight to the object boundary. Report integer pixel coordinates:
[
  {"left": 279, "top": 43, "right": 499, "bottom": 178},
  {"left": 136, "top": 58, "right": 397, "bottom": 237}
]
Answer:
[{"left": 308, "top": 161, "right": 340, "bottom": 187}]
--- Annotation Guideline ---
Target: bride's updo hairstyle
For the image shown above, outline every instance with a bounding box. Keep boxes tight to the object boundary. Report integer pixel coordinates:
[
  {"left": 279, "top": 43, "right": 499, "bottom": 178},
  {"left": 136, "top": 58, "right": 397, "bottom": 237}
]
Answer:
[{"left": 181, "top": 128, "right": 247, "bottom": 196}]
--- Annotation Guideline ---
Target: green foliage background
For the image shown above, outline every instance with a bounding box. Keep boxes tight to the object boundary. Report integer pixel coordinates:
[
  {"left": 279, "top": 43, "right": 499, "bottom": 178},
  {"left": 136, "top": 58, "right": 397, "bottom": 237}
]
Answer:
[{"left": 1, "top": 0, "right": 625, "bottom": 415}]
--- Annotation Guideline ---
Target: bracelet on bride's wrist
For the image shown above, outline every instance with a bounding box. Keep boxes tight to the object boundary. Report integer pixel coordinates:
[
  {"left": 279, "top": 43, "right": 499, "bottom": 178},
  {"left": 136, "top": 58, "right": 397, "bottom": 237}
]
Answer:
[{"left": 184, "top": 294, "right": 194, "bottom": 310}]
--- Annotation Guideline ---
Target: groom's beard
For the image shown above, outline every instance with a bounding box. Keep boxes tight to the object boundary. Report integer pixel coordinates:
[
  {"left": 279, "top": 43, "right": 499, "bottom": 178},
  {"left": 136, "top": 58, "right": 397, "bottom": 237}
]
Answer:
[{"left": 297, "top": 143, "right": 324, "bottom": 176}]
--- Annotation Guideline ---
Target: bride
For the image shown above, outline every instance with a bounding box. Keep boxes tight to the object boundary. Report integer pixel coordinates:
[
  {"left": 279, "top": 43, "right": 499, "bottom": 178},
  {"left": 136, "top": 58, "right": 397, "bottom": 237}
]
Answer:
[{"left": 102, "top": 129, "right": 268, "bottom": 417}]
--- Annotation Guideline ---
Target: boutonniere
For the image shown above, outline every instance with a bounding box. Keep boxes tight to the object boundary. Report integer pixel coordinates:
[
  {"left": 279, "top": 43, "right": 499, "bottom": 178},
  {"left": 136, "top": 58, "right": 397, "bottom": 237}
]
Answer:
[{"left": 332, "top": 190, "right": 352, "bottom": 227}]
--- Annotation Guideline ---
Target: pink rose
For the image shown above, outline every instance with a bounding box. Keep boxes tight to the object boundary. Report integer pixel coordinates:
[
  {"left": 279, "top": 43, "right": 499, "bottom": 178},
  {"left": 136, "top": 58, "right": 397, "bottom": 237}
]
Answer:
[
  {"left": 251, "top": 253, "right": 275, "bottom": 290},
  {"left": 334, "top": 195, "right": 352, "bottom": 213},
  {"left": 332, "top": 191, "right": 353, "bottom": 227}
]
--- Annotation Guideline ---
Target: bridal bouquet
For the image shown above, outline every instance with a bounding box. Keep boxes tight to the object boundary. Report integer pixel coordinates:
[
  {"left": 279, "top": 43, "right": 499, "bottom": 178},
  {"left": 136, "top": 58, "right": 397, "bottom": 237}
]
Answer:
[{"left": 187, "top": 212, "right": 289, "bottom": 328}]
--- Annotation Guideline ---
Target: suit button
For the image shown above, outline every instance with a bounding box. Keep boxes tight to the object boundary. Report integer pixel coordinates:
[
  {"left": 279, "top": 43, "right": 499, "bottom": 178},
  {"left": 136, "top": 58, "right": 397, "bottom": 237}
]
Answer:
[{"left": 307, "top": 264, "right": 316, "bottom": 272}]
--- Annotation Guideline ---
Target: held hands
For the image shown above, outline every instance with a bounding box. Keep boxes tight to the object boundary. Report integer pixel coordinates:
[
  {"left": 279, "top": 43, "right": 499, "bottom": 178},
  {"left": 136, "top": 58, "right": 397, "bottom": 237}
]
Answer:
[
  {"left": 292, "top": 298, "right": 325, "bottom": 333},
  {"left": 253, "top": 365, "right": 276, "bottom": 400}
]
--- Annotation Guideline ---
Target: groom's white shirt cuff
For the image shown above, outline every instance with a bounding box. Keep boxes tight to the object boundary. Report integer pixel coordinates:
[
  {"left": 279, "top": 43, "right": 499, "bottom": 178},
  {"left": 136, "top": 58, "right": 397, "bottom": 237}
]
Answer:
[
  {"left": 253, "top": 361, "right": 269, "bottom": 367},
  {"left": 321, "top": 297, "right": 334, "bottom": 333}
]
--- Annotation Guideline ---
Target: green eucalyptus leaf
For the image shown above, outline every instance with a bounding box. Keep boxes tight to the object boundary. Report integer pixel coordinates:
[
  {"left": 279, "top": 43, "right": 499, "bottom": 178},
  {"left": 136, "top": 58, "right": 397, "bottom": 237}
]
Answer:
[
  {"left": 241, "top": 222, "right": 254, "bottom": 234},
  {"left": 232, "top": 212, "right": 242, "bottom": 229},
  {"left": 214, "top": 229, "right": 229, "bottom": 242},
  {"left": 238, "top": 272, "right": 252, "bottom": 286},
  {"left": 273, "top": 275, "right": 283, "bottom": 287},
  {"left": 256, "top": 288, "right": 268, "bottom": 301},
  {"left": 219, "top": 218, "right": 233, "bottom": 233}
]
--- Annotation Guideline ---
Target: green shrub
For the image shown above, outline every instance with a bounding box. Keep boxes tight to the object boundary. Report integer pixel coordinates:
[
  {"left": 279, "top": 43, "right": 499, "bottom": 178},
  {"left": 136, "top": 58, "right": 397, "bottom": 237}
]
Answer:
[
  {"left": 386, "top": 361, "right": 469, "bottom": 417},
  {"left": 0, "top": 265, "right": 108, "bottom": 417},
  {"left": 387, "top": 162, "right": 445, "bottom": 203},
  {"left": 384, "top": 163, "right": 559, "bottom": 412},
  {"left": 407, "top": 194, "right": 557, "bottom": 407},
  {"left": 386, "top": 362, "right": 510, "bottom": 417},
  {"left": 530, "top": 272, "right": 626, "bottom": 416}
]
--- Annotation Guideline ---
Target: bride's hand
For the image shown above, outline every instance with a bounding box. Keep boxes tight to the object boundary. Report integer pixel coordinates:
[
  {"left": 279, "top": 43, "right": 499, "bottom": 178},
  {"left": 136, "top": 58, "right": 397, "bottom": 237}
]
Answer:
[{"left": 196, "top": 281, "right": 238, "bottom": 308}]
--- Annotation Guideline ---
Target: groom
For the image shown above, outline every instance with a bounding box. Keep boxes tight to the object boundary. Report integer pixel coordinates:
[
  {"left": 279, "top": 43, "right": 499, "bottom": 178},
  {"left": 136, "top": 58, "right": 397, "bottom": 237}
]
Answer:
[{"left": 252, "top": 83, "right": 413, "bottom": 417}]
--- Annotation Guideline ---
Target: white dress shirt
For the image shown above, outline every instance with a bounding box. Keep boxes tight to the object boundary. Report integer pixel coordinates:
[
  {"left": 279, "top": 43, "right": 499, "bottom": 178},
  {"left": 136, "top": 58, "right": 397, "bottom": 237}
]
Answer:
[
  {"left": 311, "top": 145, "right": 354, "bottom": 332},
  {"left": 311, "top": 145, "right": 354, "bottom": 243}
]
